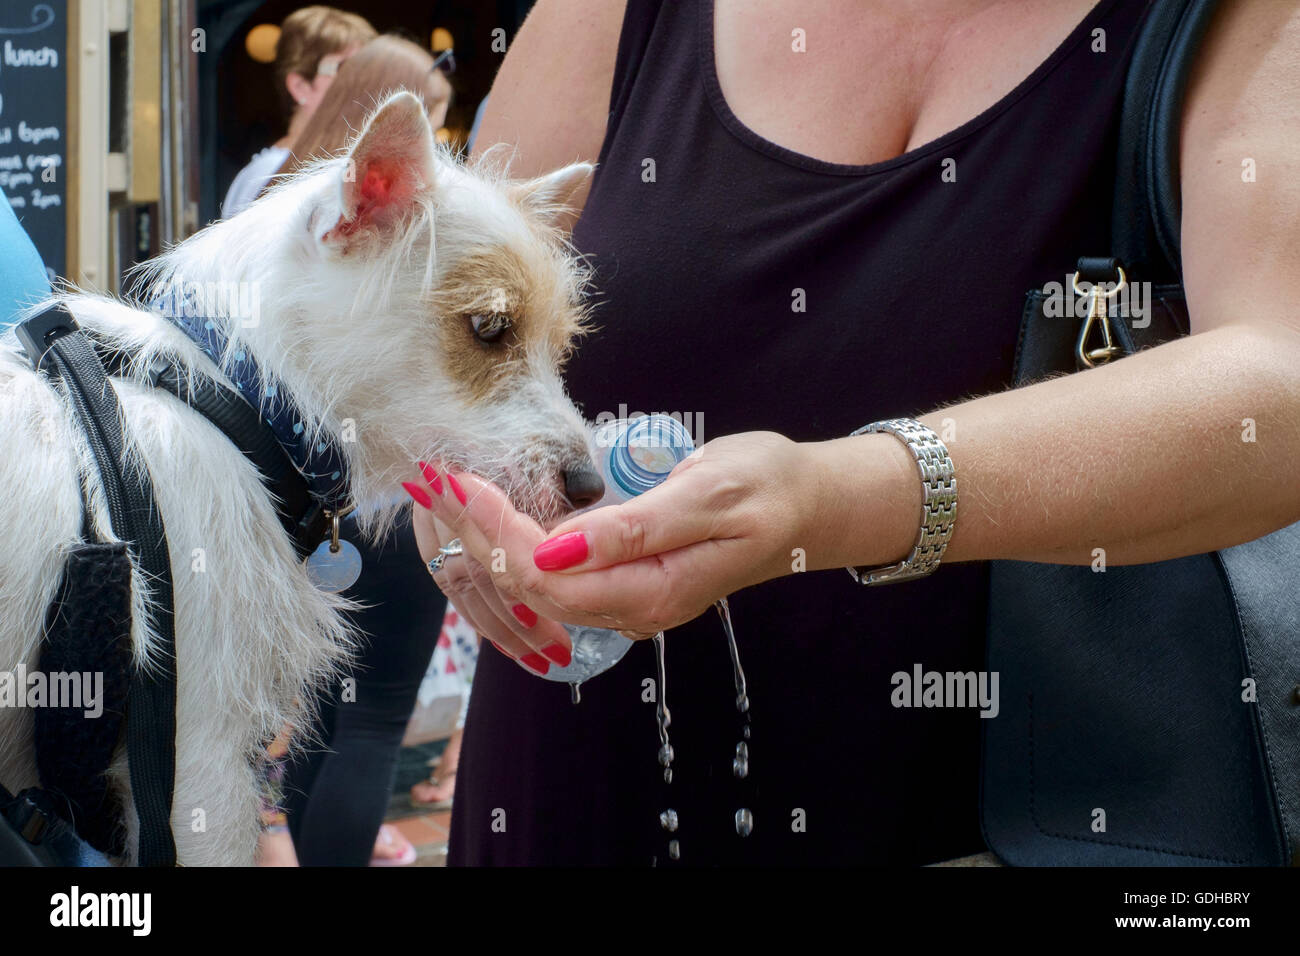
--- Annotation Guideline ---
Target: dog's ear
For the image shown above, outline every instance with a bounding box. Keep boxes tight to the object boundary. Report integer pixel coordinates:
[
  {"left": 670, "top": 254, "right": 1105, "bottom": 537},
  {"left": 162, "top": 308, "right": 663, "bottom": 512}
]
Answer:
[
  {"left": 321, "top": 91, "right": 436, "bottom": 247},
  {"left": 508, "top": 163, "right": 594, "bottom": 230}
]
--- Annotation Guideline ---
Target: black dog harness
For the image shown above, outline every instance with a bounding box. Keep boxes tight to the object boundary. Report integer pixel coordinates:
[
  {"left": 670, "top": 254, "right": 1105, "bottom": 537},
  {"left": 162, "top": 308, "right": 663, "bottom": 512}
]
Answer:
[{"left": 5, "top": 303, "right": 347, "bottom": 865}]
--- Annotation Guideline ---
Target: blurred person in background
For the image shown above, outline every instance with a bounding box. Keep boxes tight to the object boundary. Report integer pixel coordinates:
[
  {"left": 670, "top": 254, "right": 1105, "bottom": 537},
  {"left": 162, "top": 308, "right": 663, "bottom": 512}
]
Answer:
[
  {"left": 265, "top": 33, "right": 458, "bottom": 866},
  {"left": 408, "top": 607, "right": 474, "bottom": 811},
  {"left": 222, "top": 6, "right": 376, "bottom": 218},
  {"left": 0, "top": 192, "right": 50, "bottom": 329}
]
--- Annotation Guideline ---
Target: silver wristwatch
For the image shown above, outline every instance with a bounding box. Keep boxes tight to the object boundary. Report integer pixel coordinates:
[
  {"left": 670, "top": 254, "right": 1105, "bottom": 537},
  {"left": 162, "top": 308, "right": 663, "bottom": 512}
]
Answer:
[{"left": 846, "top": 418, "right": 956, "bottom": 586}]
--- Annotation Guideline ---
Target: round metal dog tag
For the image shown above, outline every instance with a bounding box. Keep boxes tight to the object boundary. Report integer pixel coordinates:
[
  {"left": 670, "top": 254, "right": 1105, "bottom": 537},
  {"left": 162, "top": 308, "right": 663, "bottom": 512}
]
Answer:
[{"left": 305, "top": 538, "right": 362, "bottom": 592}]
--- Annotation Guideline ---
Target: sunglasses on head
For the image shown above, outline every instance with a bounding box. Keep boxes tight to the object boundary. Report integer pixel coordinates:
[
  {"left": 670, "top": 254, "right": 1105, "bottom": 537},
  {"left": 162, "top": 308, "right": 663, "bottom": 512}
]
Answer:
[{"left": 431, "top": 48, "right": 456, "bottom": 75}]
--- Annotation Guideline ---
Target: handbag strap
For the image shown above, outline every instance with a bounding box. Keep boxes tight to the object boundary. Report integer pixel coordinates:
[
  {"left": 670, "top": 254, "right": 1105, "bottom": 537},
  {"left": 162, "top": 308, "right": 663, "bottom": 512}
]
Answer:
[{"left": 1107, "top": 0, "right": 1221, "bottom": 283}]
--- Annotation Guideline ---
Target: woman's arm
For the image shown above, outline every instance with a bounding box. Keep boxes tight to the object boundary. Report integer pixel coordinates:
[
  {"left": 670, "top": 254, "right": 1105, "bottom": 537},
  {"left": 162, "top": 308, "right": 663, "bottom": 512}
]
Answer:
[
  {"left": 470, "top": 0, "right": 625, "bottom": 222},
  {"left": 430, "top": 307, "right": 1297, "bottom": 635},
  {"left": 812, "top": 321, "right": 1300, "bottom": 571},
  {"left": 820, "top": 0, "right": 1300, "bottom": 570}
]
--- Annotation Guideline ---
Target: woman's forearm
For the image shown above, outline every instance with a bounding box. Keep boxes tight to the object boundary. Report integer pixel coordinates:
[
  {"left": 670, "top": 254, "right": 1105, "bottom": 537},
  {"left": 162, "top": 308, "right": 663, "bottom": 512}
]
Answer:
[{"left": 810, "top": 321, "right": 1300, "bottom": 572}]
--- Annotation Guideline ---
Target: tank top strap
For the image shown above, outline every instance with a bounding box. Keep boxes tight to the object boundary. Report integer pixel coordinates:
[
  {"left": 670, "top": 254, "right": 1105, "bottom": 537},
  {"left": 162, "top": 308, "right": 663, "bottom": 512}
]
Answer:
[{"left": 600, "top": 1, "right": 668, "bottom": 167}]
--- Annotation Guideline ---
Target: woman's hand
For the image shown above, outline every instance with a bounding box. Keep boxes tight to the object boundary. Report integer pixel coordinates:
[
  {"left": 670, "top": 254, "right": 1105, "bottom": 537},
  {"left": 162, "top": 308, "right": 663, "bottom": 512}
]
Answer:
[
  {"left": 408, "top": 465, "right": 573, "bottom": 677},
  {"left": 408, "top": 431, "right": 887, "bottom": 644}
]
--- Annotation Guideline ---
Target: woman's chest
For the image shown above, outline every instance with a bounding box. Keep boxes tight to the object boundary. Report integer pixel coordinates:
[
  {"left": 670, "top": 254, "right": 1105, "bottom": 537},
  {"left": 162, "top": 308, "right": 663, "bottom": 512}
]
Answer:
[
  {"left": 562, "top": 0, "right": 1138, "bottom": 437},
  {"left": 713, "top": 0, "right": 1101, "bottom": 166}
]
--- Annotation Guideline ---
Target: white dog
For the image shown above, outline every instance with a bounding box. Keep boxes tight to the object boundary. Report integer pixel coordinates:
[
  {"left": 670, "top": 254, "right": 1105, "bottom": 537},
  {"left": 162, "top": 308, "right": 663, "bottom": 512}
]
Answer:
[{"left": 0, "top": 92, "right": 596, "bottom": 865}]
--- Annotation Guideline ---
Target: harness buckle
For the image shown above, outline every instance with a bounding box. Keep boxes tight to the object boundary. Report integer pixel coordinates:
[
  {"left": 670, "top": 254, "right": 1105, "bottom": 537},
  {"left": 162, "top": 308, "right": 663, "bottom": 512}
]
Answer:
[{"left": 14, "top": 305, "right": 78, "bottom": 372}]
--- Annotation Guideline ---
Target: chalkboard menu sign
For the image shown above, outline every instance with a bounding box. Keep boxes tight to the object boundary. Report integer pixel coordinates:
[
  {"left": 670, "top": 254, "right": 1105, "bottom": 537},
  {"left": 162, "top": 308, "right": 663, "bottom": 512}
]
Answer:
[{"left": 0, "top": 1, "right": 67, "bottom": 281}]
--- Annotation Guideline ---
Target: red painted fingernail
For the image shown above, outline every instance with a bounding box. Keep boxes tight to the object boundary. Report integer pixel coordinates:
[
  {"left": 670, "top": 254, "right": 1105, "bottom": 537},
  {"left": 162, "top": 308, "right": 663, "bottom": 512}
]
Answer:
[
  {"left": 446, "top": 471, "right": 467, "bottom": 505},
  {"left": 520, "top": 652, "right": 550, "bottom": 675},
  {"left": 511, "top": 603, "right": 538, "bottom": 628},
  {"left": 416, "top": 461, "right": 443, "bottom": 495},
  {"left": 489, "top": 640, "right": 513, "bottom": 659},
  {"left": 401, "top": 481, "right": 433, "bottom": 509},
  {"left": 533, "top": 532, "right": 588, "bottom": 571},
  {"left": 541, "top": 642, "right": 571, "bottom": 667}
]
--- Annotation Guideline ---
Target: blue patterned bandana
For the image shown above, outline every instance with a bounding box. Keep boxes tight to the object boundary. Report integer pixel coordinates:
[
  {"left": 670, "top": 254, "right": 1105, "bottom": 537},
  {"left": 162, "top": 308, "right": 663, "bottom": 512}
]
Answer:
[{"left": 164, "top": 306, "right": 351, "bottom": 512}]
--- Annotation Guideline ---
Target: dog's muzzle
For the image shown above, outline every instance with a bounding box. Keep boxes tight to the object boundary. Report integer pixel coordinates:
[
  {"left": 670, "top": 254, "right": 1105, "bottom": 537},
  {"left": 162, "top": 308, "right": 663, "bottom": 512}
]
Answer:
[{"left": 427, "top": 539, "right": 464, "bottom": 574}]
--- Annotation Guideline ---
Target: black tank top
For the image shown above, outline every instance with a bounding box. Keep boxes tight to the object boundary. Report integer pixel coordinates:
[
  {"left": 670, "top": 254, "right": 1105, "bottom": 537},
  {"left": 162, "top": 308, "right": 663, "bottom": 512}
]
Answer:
[{"left": 451, "top": 0, "right": 1150, "bottom": 865}]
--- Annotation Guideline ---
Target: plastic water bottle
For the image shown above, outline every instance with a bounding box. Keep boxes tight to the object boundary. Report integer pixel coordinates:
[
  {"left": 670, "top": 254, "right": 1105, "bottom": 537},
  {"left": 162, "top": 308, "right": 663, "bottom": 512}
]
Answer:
[{"left": 539, "top": 414, "right": 696, "bottom": 686}]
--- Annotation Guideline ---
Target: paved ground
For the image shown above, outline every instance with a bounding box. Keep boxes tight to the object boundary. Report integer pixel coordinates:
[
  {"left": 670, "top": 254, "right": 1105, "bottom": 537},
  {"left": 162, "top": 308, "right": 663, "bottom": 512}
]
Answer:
[{"left": 928, "top": 852, "right": 1002, "bottom": 866}]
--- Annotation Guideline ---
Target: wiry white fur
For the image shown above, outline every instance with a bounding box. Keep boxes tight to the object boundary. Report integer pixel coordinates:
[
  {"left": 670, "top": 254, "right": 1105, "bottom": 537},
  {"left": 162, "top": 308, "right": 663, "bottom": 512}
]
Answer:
[{"left": 0, "top": 93, "right": 594, "bottom": 864}]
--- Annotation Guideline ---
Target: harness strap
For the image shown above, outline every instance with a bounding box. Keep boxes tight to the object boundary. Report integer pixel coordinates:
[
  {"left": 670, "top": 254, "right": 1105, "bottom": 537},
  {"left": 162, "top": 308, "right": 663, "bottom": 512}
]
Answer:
[
  {"left": 34, "top": 536, "right": 133, "bottom": 857},
  {"left": 95, "top": 346, "right": 331, "bottom": 558},
  {"left": 16, "top": 304, "right": 178, "bottom": 867},
  {"left": 13, "top": 301, "right": 342, "bottom": 864}
]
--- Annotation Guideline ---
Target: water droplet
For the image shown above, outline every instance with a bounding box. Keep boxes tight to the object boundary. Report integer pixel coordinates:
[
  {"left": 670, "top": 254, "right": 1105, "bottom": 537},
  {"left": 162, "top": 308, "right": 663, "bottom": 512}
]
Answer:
[
  {"left": 736, "top": 694, "right": 750, "bottom": 714},
  {"left": 569, "top": 682, "right": 581, "bottom": 705},
  {"left": 734, "top": 742, "right": 749, "bottom": 777},
  {"left": 743, "top": 724, "right": 751, "bottom": 739},
  {"left": 659, "top": 809, "right": 678, "bottom": 832},
  {"left": 735, "top": 808, "right": 753, "bottom": 837},
  {"left": 652, "top": 634, "right": 675, "bottom": 769},
  {"left": 716, "top": 599, "right": 749, "bottom": 704},
  {"left": 663, "top": 768, "right": 673, "bottom": 785},
  {"left": 668, "top": 839, "right": 680, "bottom": 860}
]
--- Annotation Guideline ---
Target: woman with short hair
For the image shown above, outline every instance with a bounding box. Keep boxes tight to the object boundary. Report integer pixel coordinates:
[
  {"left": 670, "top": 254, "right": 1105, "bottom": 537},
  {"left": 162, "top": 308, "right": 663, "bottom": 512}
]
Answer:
[{"left": 222, "top": 5, "right": 376, "bottom": 218}]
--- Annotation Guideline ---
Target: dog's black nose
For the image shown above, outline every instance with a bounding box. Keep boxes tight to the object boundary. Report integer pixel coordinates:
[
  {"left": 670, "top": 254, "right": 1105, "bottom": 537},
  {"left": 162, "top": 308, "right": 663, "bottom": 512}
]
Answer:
[{"left": 562, "top": 461, "right": 605, "bottom": 510}]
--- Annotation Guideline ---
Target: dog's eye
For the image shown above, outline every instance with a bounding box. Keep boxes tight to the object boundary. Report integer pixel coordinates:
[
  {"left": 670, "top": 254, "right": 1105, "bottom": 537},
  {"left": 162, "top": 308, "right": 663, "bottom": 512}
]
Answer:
[{"left": 469, "top": 313, "right": 510, "bottom": 344}]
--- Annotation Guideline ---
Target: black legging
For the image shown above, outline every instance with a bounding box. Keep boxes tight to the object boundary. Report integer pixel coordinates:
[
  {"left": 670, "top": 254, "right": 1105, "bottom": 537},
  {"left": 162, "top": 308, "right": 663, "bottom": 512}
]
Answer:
[{"left": 282, "top": 514, "right": 445, "bottom": 866}]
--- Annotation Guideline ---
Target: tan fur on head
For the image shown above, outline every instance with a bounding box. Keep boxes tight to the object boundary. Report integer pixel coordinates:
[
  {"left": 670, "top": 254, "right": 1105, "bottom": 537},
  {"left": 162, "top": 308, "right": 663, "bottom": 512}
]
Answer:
[{"left": 429, "top": 240, "right": 591, "bottom": 403}]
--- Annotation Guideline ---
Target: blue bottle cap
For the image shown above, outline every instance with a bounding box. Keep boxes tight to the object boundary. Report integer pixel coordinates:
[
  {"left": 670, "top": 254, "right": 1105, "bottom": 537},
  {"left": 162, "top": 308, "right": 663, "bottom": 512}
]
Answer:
[{"left": 597, "top": 415, "right": 696, "bottom": 500}]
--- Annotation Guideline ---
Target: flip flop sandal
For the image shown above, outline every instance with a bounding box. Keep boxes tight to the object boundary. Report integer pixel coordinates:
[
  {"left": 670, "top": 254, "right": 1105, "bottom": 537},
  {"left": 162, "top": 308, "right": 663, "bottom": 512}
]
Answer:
[
  {"left": 409, "top": 769, "right": 456, "bottom": 811},
  {"left": 369, "top": 824, "right": 417, "bottom": 866}
]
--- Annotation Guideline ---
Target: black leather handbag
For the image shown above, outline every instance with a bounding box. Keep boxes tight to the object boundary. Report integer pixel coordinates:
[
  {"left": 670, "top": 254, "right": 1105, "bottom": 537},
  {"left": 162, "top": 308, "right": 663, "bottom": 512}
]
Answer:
[{"left": 981, "top": 0, "right": 1300, "bottom": 866}]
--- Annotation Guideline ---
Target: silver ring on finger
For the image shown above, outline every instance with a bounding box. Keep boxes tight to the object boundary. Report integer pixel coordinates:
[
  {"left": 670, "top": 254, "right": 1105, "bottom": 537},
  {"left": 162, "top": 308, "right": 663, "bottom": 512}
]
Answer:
[{"left": 427, "top": 538, "right": 464, "bottom": 575}]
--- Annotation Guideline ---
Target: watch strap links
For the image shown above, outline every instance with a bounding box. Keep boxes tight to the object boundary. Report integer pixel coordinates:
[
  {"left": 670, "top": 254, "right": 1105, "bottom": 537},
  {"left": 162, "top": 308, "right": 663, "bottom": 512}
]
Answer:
[{"left": 846, "top": 418, "right": 956, "bottom": 586}]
